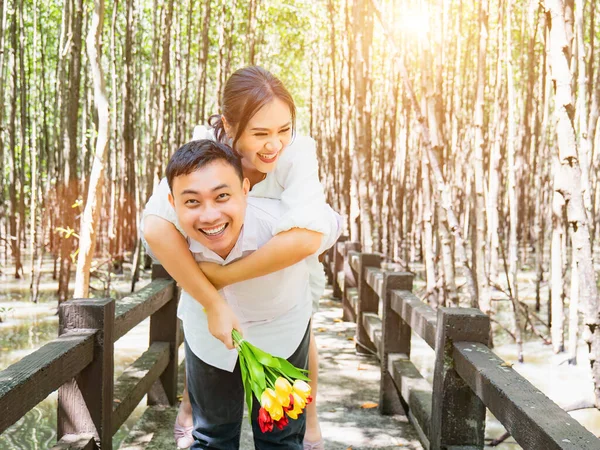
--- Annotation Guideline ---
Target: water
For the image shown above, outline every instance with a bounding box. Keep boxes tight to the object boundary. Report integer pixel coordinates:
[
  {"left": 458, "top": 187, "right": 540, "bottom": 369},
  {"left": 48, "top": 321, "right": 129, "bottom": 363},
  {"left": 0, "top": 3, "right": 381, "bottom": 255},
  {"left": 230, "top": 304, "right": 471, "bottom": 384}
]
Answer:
[{"left": 0, "top": 263, "right": 152, "bottom": 450}]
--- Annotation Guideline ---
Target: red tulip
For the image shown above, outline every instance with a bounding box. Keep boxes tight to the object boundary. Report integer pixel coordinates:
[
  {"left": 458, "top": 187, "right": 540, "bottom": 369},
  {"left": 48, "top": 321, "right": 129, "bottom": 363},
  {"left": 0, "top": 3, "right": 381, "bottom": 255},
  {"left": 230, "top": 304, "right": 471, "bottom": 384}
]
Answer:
[
  {"left": 274, "top": 414, "right": 289, "bottom": 430},
  {"left": 258, "top": 407, "right": 273, "bottom": 433}
]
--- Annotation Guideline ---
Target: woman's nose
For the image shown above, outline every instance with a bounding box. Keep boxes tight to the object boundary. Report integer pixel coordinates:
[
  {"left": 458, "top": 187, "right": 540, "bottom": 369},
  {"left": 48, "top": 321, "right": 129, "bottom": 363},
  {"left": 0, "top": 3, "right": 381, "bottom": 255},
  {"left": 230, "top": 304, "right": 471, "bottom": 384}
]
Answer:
[{"left": 265, "top": 137, "right": 283, "bottom": 153}]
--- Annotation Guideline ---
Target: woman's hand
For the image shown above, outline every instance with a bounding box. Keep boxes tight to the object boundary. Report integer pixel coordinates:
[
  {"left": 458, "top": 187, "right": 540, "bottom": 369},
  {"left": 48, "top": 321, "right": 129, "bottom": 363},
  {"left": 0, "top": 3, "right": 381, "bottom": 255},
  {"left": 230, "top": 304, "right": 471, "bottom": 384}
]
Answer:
[{"left": 199, "top": 261, "right": 230, "bottom": 290}]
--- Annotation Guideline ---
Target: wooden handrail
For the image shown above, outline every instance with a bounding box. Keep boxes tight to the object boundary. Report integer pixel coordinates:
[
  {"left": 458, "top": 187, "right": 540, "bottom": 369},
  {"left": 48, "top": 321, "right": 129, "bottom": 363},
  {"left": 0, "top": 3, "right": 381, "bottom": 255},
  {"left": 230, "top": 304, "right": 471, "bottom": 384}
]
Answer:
[
  {"left": 335, "top": 237, "right": 600, "bottom": 450},
  {"left": 0, "top": 331, "right": 95, "bottom": 434},
  {"left": 454, "top": 342, "right": 600, "bottom": 450},
  {"left": 0, "top": 264, "right": 181, "bottom": 450},
  {"left": 113, "top": 278, "right": 175, "bottom": 341}
]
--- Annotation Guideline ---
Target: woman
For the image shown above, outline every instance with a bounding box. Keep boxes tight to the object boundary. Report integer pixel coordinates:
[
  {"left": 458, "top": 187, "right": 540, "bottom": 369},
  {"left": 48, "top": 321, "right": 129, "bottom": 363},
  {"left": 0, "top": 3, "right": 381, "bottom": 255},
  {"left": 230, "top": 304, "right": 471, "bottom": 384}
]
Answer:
[{"left": 143, "top": 66, "right": 332, "bottom": 450}]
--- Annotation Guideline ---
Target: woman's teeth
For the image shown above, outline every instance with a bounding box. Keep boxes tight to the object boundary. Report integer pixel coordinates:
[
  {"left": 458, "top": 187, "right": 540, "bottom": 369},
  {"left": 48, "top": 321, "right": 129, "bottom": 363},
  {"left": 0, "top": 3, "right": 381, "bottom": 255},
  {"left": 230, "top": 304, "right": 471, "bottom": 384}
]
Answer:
[
  {"left": 201, "top": 223, "right": 227, "bottom": 236},
  {"left": 258, "top": 152, "right": 277, "bottom": 162}
]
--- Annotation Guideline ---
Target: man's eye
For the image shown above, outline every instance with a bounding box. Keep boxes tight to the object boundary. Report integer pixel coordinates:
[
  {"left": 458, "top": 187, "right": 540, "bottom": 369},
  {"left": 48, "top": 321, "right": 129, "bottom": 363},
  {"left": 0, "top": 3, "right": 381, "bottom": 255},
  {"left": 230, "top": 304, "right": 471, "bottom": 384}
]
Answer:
[
  {"left": 217, "top": 193, "right": 230, "bottom": 201},
  {"left": 185, "top": 199, "right": 199, "bottom": 205}
]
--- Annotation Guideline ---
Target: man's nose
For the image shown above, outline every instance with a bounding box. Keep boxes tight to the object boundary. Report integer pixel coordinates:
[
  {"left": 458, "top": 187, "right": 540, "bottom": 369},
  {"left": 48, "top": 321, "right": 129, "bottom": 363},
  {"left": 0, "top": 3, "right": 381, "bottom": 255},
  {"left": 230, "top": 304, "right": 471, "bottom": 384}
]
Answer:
[{"left": 199, "top": 204, "right": 221, "bottom": 223}]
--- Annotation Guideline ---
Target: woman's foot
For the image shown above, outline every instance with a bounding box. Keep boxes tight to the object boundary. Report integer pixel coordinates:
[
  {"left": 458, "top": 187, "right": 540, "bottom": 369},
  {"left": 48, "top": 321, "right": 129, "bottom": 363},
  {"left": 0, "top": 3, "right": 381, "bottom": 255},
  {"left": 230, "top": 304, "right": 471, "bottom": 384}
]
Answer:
[
  {"left": 304, "top": 416, "right": 323, "bottom": 449},
  {"left": 173, "top": 402, "right": 194, "bottom": 449},
  {"left": 303, "top": 438, "right": 325, "bottom": 450}
]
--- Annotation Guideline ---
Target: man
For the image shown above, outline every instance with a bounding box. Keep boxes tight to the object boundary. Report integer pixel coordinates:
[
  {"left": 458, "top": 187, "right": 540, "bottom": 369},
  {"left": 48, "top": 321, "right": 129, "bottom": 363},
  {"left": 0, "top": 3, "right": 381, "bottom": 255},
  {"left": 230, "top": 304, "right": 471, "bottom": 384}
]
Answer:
[{"left": 165, "top": 139, "right": 341, "bottom": 449}]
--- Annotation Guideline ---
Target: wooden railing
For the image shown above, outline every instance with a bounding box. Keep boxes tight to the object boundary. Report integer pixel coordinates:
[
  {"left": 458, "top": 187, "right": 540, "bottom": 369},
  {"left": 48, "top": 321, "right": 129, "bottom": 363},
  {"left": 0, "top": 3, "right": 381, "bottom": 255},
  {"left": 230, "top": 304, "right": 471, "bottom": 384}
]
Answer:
[
  {"left": 0, "top": 265, "right": 181, "bottom": 450},
  {"left": 324, "top": 240, "right": 600, "bottom": 450}
]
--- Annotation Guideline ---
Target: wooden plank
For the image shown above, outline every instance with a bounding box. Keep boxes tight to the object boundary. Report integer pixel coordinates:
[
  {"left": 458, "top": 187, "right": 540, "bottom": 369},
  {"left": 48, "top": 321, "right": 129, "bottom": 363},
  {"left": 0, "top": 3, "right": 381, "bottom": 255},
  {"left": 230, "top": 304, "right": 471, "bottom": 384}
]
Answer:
[
  {"left": 365, "top": 267, "right": 385, "bottom": 298},
  {"left": 430, "top": 308, "right": 489, "bottom": 449},
  {"left": 379, "top": 272, "right": 414, "bottom": 415},
  {"left": 176, "top": 320, "right": 184, "bottom": 349},
  {"left": 362, "top": 312, "right": 382, "bottom": 355},
  {"left": 112, "top": 342, "right": 170, "bottom": 434},
  {"left": 389, "top": 353, "right": 432, "bottom": 449},
  {"left": 114, "top": 279, "right": 175, "bottom": 341},
  {"left": 0, "top": 331, "right": 94, "bottom": 434},
  {"left": 148, "top": 270, "right": 179, "bottom": 406},
  {"left": 391, "top": 290, "right": 437, "bottom": 348},
  {"left": 348, "top": 251, "right": 360, "bottom": 272},
  {"left": 58, "top": 298, "right": 115, "bottom": 449},
  {"left": 347, "top": 288, "right": 359, "bottom": 310},
  {"left": 342, "top": 243, "right": 361, "bottom": 321},
  {"left": 50, "top": 434, "right": 96, "bottom": 450},
  {"left": 453, "top": 342, "right": 600, "bottom": 450},
  {"left": 354, "top": 253, "right": 382, "bottom": 354}
]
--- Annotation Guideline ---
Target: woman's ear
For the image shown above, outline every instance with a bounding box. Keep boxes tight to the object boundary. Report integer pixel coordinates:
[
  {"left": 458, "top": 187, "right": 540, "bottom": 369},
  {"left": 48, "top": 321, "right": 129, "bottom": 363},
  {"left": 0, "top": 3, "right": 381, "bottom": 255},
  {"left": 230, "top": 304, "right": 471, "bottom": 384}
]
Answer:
[{"left": 222, "top": 115, "right": 234, "bottom": 140}]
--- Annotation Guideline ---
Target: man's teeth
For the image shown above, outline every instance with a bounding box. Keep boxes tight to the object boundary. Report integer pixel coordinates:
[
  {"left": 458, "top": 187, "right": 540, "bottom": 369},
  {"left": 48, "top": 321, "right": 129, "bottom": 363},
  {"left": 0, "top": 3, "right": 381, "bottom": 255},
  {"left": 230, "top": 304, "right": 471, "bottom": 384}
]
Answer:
[{"left": 201, "top": 224, "right": 227, "bottom": 235}]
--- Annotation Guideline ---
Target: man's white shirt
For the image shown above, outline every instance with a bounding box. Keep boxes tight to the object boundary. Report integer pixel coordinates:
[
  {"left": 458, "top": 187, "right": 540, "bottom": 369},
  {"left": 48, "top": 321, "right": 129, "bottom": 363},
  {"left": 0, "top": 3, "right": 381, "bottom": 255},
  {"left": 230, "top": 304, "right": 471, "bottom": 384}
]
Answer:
[{"left": 178, "top": 196, "right": 341, "bottom": 372}]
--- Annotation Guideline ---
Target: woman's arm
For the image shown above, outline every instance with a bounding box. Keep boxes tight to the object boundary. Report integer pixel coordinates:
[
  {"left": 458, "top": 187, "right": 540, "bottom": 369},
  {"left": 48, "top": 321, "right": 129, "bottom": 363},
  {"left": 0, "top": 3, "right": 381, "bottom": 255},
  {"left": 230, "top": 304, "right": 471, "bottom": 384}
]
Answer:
[
  {"left": 143, "top": 215, "right": 241, "bottom": 349},
  {"left": 200, "top": 136, "right": 338, "bottom": 289},
  {"left": 200, "top": 227, "right": 322, "bottom": 289}
]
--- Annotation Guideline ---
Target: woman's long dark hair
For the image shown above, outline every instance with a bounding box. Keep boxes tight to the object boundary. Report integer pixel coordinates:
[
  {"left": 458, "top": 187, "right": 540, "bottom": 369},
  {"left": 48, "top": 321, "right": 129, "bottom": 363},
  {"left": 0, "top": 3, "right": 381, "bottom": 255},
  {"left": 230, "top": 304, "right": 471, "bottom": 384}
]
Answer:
[{"left": 208, "top": 66, "right": 296, "bottom": 150}]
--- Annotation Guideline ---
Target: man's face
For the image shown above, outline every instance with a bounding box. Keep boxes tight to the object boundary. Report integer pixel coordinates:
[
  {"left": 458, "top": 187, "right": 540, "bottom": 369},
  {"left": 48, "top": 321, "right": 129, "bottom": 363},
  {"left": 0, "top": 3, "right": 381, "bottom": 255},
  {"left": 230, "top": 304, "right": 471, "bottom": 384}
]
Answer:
[{"left": 169, "top": 160, "right": 250, "bottom": 259}]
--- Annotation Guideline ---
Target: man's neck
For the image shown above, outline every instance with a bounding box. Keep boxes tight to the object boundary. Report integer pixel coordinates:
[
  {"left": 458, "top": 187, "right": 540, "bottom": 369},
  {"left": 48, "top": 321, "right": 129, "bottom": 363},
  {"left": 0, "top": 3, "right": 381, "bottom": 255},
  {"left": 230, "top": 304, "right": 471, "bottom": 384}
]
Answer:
[{"left": 214, "top": 227, "right": 243, "bottom": 260}]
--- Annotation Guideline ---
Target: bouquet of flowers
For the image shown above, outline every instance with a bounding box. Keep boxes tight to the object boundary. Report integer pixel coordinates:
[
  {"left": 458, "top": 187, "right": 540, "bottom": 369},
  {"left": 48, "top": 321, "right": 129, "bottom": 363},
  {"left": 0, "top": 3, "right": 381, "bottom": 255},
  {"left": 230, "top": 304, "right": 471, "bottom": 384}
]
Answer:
[{"left": 232, "top": 329, "right": 313, "bottom": 432}]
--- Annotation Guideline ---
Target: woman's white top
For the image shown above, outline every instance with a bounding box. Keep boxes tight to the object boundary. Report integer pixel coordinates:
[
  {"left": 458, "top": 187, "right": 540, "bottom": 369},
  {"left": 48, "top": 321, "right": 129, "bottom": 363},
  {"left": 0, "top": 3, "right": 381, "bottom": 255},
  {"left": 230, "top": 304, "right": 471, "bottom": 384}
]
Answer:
[{"left": 142, "top": 126, "right": 332, "bottom": 309}]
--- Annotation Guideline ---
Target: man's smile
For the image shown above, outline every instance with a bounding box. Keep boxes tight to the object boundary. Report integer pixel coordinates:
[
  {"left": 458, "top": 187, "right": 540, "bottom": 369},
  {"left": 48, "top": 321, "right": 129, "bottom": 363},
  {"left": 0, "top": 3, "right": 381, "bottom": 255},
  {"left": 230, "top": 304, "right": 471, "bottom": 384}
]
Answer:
[{"left": 198, "top": 223, "right": 229, "bottom": 238}]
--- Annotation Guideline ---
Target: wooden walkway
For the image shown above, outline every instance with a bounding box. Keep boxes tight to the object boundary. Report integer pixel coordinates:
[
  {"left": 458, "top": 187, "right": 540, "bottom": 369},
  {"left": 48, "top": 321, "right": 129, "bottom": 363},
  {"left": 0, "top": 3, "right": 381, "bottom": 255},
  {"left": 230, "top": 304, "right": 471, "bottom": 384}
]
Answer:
[
  {"left": 118, "top": 293, "right": 424, "bottom": 450},
  {"left": 3, "top": 241, "right": 600, "bottom": 449}
]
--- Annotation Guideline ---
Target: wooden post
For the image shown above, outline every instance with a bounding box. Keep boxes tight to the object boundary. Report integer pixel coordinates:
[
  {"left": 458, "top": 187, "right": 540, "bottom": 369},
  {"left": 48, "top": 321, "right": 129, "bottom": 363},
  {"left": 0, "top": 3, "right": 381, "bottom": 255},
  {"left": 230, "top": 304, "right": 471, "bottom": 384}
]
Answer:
[
  {"left": 342, "top": 241, "right": 361, "bottom": 321},
  {"left": 58, "top": 298, "right": 115, "bottom": 450},
  {"left": 379, "top": 271, "right": 414, "bottom": 415},
  {"left": 430, "top": 307, "right": 490, "bottom": 450},
  {"left": 148, "top": 264, "right": 180, "bottom": 405},
  {"left": 355, "top": 253, "right": 382, "bottom": 355},
  {"left": 331, "top": 235, "right": 348, "bottom": 298}
]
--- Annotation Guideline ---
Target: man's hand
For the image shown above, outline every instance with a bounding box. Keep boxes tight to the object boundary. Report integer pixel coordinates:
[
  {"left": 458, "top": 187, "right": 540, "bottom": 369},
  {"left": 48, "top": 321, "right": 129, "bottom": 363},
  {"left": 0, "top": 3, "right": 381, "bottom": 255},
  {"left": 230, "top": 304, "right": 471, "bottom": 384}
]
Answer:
[
  {"left": 204, "top": 301, "right": 241, "bottom": 349},
  {"left": 199, "top": 261, "right": 230, "bottom": 290}
]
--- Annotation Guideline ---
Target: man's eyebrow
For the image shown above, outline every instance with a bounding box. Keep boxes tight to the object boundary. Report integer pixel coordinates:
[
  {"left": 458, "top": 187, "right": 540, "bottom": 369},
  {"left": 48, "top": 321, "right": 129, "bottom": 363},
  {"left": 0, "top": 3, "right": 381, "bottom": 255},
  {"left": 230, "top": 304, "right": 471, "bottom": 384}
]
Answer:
[
  {"left": 250, "top": 122, "right": 292, "bottom": 131},
  {"left": 180, "top": 184, "right": 230, "bottom": 196}
]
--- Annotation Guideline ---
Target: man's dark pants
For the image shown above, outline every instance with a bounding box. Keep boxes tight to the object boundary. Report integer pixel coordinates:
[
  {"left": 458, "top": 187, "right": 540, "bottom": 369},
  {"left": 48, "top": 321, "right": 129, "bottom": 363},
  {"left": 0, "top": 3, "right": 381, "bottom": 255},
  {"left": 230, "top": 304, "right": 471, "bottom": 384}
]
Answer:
[{"left": 185, "top": 324, "right": 310, "bottom": 449}]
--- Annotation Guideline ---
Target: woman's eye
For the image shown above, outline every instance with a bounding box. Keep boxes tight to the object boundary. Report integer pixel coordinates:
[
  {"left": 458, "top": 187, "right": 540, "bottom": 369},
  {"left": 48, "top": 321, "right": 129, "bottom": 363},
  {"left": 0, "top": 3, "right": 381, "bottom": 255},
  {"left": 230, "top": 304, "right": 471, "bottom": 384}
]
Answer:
[
  {"left": 254, "top": 133, "right": 268, "bottom": 137},
  {"left": 279, "top": 128, "right": 291, "bottom": 134}
]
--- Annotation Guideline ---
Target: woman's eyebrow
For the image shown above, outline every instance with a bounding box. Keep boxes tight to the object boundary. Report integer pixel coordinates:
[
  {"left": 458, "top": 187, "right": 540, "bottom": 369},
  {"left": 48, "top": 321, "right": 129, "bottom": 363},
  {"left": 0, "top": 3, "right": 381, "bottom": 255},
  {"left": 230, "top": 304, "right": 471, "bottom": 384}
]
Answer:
[{"left": 250, "top": 122, "right": 292, "bottom": 131}]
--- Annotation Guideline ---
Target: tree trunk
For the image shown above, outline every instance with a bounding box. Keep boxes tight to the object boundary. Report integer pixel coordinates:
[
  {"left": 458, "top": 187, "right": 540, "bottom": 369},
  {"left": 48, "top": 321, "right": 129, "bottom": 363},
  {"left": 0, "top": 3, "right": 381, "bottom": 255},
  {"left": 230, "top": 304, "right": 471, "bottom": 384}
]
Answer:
[
  {"left": 545, "top": 0, "right": 600, "bottom": 405},
  {"left": 507, "top": 0, "right": 524, "bottom": 363},
  {"left": 474, "top": 0, "right": 489, "bottom": 315},
  {"left": 74, "top": 0, "right": 109, "bottom": 298}
]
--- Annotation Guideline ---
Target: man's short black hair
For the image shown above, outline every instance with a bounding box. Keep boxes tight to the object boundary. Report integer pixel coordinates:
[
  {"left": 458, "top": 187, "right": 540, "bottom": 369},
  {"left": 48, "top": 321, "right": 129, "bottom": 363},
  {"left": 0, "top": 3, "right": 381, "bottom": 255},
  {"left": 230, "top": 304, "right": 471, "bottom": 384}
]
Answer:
[{"left": 166, "top": 139, "right": 244, "bottom": 191}]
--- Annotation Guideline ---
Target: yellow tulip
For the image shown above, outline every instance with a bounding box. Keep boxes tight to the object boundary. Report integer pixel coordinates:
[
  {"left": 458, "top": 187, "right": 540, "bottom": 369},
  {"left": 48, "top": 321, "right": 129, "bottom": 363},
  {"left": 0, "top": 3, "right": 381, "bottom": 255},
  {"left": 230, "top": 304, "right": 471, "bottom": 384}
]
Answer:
[
  {"left": 292, "top": 380, "right": 311, "bottom": 403},
  {"left": 286, "top": 392, "right": 305, "bottom": 419},
  {"left": 261, "top": 388, "right": 284, "bottom": 421},
  {"left": 274, "top": 378, "right": 292, "bottom": 407}
]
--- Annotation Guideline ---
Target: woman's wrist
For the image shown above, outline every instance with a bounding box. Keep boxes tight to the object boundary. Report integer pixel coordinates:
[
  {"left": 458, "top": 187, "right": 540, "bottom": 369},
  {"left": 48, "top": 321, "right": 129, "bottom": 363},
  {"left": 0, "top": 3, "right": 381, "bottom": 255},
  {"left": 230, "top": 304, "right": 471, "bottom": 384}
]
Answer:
[{"left": 222, "top": 261, "right": 241, "bottom": 286}]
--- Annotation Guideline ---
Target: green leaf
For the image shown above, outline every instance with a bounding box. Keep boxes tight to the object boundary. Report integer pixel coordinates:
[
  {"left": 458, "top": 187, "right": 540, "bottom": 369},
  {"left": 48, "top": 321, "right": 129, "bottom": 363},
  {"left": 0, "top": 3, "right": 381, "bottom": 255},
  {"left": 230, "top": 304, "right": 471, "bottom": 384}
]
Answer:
[
  {"left": 239, "top": 357, "right": 253, "bottom": 424},
  {"left": 246, "top": 342, "right": 281, "bottom": 369},
  {"left": 275, "top": 357, "right": 311, "bottom": 381}
]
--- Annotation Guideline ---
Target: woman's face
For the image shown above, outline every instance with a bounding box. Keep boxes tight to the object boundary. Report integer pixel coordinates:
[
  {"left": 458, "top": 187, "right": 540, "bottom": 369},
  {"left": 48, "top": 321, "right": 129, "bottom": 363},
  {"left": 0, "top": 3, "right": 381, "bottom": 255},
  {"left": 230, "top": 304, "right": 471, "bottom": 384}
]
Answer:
[{"left": 230, "top": 97, "right": 293, "bottom": 174}]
